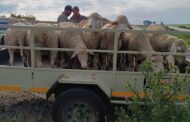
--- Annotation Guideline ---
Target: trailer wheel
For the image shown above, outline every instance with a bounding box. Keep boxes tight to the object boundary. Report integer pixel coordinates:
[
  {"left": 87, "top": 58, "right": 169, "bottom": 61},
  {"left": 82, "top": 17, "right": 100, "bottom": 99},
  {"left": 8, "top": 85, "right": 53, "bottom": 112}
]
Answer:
[{"left": 52, "top": 88, "right": 107, "bottom": 122}]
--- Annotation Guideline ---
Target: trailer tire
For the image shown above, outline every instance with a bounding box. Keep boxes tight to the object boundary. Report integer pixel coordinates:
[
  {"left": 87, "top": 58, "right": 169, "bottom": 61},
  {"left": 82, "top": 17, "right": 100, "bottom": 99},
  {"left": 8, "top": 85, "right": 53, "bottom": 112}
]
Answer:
[{"left": 52, "top": 88, "right": 107, "bottom": 122}]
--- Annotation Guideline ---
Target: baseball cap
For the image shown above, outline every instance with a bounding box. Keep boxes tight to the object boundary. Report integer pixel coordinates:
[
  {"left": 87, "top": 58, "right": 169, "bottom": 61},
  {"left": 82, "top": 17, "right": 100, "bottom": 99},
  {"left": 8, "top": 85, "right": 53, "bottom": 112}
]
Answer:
[
  {"left": 65, "top": 5, "right": 72, "bottom": 11},
  {"left": 73, "top": 6, "right": 79, "bottom": 11}
]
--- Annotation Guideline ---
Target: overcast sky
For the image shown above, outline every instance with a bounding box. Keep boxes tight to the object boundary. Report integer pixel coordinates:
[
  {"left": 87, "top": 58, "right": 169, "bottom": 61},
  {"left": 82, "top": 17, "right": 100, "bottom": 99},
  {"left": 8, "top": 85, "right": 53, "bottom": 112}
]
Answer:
[{"left": 0, "top": 0, "right": 190, "bottom": 24}]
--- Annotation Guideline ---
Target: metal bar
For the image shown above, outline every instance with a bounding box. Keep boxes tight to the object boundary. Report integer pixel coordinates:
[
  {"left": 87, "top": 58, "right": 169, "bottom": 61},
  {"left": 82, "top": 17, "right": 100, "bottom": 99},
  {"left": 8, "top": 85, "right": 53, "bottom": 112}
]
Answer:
[
  {"left": 0, "top": 45, "right": 113, "bottom": 53},
  {"left": 113, "top": 32, "right": 119, "bottom": 89},
  {"left": 113, "top": 32, "right": 118, "bottom": 71},
  {"left": 0, "top": 65, "right": 190, "bottom": 77},
  {"left": 29, "top": 28, "right": 35, "bottom": 68},
  {"left": 1, "top": 45, "right": 189, "bottom": 56},
  {"left": 1, "top": 24, "right": 190, "bottom": 34}
]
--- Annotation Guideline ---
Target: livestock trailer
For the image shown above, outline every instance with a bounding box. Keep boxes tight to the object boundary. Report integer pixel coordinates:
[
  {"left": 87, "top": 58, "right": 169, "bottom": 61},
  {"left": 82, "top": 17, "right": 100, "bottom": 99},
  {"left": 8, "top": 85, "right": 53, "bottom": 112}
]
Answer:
[{"left": 0, "top": 24, "right": 190, "bottom": 122}]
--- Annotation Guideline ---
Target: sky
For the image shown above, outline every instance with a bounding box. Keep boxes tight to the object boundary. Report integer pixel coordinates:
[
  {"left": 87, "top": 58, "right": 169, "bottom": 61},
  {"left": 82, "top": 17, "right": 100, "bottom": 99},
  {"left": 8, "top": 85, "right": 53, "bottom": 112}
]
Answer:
[{"left": 0, "top": 0, "right": 190, "bottom": 24}]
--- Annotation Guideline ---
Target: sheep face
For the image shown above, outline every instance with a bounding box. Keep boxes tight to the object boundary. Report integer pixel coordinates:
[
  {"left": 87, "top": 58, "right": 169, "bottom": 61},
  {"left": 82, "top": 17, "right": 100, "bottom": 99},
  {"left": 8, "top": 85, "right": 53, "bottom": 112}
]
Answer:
[
  {"left": 116, "top": 15, "right": 132, "bottom": 29},
  {"left": 174, "top": 39, "right": 187, "bottom": 64},
  {"left": 164, "top": 55, "right": 175, "bottom": 67},
  {"left": 71, "top": 51, "right": 89, "bottom": 69},
  {"left": 149, "top": 55, "right": 164, "bottom": 72},
  {"left": 88, "top": 12, "right": 102, "bottom": 28}
]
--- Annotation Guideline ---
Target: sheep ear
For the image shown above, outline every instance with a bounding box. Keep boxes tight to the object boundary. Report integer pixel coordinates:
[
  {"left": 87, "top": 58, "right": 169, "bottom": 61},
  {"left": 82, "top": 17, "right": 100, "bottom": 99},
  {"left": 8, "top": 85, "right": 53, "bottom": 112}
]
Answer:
[
  {"left": 71, "top": 51, "right": 78, "bottom": 59},
  {"left": 127, "top": 23, "right": 133, "bottom": 29}
]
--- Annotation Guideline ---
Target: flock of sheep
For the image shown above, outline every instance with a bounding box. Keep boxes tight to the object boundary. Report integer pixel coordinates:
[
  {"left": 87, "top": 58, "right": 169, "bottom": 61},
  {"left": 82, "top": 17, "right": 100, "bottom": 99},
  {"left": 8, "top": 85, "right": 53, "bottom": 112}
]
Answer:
[{"left": 3, "top": 12, "right": 188, "bottom": 72}]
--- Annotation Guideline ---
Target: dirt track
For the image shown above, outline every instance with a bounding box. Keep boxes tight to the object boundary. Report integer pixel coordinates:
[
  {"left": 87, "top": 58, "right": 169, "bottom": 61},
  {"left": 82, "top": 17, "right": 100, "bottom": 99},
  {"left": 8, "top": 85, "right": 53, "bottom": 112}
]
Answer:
[{"left": 0, "top": 91, "right": 53, "bottom": 122}]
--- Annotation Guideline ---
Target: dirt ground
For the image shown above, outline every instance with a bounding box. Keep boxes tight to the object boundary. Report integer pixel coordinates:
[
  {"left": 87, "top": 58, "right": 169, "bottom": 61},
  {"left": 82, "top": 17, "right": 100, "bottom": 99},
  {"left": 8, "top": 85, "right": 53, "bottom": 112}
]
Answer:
[{"left": 0, "top": 91, "right": 53, "bottom": 122}]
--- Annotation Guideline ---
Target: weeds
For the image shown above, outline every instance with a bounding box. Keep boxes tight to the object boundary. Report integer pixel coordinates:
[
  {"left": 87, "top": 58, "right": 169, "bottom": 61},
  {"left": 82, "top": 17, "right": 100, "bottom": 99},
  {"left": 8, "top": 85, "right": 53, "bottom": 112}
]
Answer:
[{"left": 115, "top": 61, "right": 190, "bottom": 122}]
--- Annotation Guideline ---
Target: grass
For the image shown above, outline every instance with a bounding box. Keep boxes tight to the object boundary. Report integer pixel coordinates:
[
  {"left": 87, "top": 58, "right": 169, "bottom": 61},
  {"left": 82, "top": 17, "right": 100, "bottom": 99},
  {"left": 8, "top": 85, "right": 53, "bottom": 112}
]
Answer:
[
  {"left": 175, "top": 34, "right": 190, "bottom": 48},
  {"left": 174, "top": 24, "right": 190, "bottom": 29},
  {"left": 170, "top": 24, "right": 190, "bottom": 47}
]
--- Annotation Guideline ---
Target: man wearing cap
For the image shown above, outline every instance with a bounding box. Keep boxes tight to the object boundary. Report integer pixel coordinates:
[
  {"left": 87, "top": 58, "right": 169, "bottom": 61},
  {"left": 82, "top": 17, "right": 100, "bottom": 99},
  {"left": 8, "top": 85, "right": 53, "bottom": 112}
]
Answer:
[
  {"left": 69, "top": 6, "right": 87, "bottom": 23},
  {"left": 57, "top": 5, "right": 73, "bottom": 23}
]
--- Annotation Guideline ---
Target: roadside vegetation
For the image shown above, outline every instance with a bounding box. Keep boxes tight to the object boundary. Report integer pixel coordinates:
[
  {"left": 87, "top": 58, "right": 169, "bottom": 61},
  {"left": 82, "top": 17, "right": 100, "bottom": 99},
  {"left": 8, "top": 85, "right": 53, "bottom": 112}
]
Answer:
[{"left": 115, "top": 61, "right": 190, "bottom": 122}]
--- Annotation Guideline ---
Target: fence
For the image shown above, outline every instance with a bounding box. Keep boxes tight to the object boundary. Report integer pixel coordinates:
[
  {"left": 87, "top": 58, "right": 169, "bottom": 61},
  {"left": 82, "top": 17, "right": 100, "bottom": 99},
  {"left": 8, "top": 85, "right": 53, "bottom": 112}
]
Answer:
[{"left": 0, "top": 24, "right": 190, "bottom": 77}]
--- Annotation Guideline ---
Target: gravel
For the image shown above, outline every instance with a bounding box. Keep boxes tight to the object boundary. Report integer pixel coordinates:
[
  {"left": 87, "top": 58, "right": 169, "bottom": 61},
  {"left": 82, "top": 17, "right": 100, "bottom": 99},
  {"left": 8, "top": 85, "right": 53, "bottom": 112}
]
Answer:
[{"left": 0, "top": 91, "right": 53, "bottom": 122}]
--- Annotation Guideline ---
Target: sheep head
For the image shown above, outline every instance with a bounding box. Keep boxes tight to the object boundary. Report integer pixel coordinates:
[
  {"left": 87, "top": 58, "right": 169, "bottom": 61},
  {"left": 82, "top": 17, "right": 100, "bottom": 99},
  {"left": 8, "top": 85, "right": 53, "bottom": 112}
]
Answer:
[
  {"left": 88, "top": 12, "right": 102, "bottom": 28},
  {"left": 71, "top": 50, "right": 93, "bottom": 69},
  {"left": 115, "top": 15, "right": 132, "bottom": 29},
  {"left": 172, "top": 39, "right": 187, "bottom": 64},
  {"left": 148, "top": 55, "right": 164, "bottom": 72}
]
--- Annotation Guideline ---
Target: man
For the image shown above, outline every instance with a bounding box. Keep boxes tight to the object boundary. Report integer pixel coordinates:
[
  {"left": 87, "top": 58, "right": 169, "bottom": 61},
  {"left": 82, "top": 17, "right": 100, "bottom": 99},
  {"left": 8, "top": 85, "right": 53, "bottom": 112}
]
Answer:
[
  {"left": 69, "top": 6, "right": 87, "bottom": 23},
  {"left": 57, "top": 5, "right": 72, "bottom": 23}
]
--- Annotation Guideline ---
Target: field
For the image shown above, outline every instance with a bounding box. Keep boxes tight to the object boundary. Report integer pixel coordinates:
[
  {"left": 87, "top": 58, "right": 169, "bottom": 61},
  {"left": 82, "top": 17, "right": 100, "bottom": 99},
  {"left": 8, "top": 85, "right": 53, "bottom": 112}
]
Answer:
[
  {"left": 174, "top": 24, "right": 190, "bottom": 29},
  {"left": 175, "top": 34, "right": 190, "bottom": 47},
  {"left": 172, "top": 24, "right": 190, "bottom": 47}
]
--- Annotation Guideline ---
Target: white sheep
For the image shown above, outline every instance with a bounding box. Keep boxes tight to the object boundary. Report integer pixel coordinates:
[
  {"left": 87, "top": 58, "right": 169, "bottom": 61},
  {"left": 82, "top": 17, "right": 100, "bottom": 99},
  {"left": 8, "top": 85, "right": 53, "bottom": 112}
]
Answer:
[
  {"left": 27, "top": 23, "right": 58, "bottom": 67},
  {"left": 99, "top": 15, "right": 132, "bottom": 70},
  {"left": 128, "top": 33, "right": 164, "bottom": 72},
  {"left": 81, "top": 12, "right": 106, "bottom": 69},
  {"left": 58, "top": 22, "right": 92, "bottom": 69},
  {"left": 4, "top": 23, "right": 28, "bottom": 66}
]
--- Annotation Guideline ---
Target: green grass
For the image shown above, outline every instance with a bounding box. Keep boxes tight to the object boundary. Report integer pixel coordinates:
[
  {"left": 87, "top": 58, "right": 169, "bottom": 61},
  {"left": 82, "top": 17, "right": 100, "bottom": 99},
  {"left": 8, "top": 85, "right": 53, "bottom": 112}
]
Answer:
[
  {"left": 171, "top": 24, "right": 190, "bottom": 29},
  {"left": 170, "top": 24, "right": 190, "bottom": 47},
  {"left": 174, "top": 34, "right": 190, "bottom": 48}
]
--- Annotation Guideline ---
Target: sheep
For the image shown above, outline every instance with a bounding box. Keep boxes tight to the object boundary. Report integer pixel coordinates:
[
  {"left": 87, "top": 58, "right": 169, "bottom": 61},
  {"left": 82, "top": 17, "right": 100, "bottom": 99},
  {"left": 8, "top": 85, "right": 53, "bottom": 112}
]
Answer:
[
  {"left": 82, "top": 12, "right": 102, "bottom": 49},
  {"left": 120, "top": 25, "right": 142, "bottom": 70},
  {"left": 58, "top": 22, "right": 92, "bottom": 69},
  {"left": 146, "top": 25, "right": 176, "bottom": 70},
  {"left": 100, "top": 15, "right": 132, "bottom": 50},
  {"left": 122, "top": 25, "right": 142, "bottom": 50},
  {"left": 149, "top": 34, "right": 187, "bottom": 67},
  {"left": 4, "top": 23, "right": 28, "bottom": 66},
  {"left": 146, "top": 24, "right": 167, "bottom": 38},
  {"left": 78, "top": 13, "right": 111, "bottom": 28},
  {"left": 128, "top": 33, "right": 164, "bottom": 72},
  {"left": 27, "top": 23, "right": 58, "bottom": 67},
  {"left": 99, "top": 15, "right": 132, "bottom": 70},
  {"left": 80, "top": 12, "right": 106, "bottom": 69}
]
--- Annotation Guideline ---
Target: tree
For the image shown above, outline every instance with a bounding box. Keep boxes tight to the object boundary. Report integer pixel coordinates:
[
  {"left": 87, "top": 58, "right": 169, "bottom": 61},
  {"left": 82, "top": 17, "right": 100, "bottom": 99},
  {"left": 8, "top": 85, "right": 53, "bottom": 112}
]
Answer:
[{"left": 10, "top": 13, "right": 36, "bottom": 20}]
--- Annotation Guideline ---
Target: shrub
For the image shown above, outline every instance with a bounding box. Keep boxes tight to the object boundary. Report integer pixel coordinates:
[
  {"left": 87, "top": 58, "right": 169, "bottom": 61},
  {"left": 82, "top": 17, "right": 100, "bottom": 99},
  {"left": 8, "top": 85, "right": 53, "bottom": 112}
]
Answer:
[{"left": 115, "top": 61, "right": 190, "bottom": 122}]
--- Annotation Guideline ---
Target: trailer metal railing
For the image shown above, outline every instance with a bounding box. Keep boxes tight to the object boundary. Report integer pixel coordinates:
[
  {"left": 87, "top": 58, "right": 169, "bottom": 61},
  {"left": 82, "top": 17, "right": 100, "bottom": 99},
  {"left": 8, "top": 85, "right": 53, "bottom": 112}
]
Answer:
[{"left": 0, "top": 24, "right": 190, "bottom": 78}]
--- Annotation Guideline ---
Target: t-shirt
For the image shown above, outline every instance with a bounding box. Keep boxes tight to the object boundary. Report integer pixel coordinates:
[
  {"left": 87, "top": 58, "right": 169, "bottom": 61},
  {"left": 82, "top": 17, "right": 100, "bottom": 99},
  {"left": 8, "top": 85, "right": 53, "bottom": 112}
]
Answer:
[
  {"left": 57, "top": 14, "right": 68, "bottom": 23},
  {"left": 69, "top": 15, "right": 87, "bottom": 23}
]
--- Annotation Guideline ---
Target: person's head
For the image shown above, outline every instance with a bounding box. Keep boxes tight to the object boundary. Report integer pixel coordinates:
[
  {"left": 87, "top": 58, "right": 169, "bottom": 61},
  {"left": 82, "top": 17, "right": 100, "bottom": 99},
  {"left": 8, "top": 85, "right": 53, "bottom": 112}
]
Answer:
[
  {"left": 73, "top": 6, "right": 80, "bottom": 16},
  {"left": 64, "top": 5, "right": 72, "bottom": 16}
]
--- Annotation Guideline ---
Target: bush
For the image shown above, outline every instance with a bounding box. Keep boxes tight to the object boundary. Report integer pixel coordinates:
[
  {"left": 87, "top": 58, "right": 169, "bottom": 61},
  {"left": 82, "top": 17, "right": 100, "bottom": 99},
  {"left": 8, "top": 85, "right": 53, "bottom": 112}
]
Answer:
[
  {"left": 115, "top": 61, "right": 190, "bottom": 122},
  {"left": 10, "top": 13, "right": 36, "bottom": 20}
]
